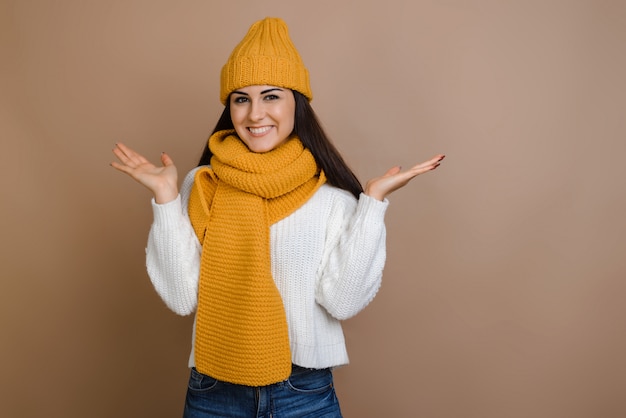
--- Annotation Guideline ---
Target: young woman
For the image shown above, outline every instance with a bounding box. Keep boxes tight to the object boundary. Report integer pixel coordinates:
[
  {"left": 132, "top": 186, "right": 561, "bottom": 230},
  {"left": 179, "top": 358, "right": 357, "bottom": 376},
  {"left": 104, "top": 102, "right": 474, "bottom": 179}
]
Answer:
[{"left": 111, "top": 17, "right": 444, "bottom": 418}]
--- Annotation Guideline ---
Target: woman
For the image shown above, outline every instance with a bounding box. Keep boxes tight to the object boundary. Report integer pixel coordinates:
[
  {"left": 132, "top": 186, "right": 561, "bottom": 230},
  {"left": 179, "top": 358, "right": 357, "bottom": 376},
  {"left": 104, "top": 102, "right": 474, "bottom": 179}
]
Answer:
[{"left": 111, "top": 17, "right": 443, "bottom": 418}]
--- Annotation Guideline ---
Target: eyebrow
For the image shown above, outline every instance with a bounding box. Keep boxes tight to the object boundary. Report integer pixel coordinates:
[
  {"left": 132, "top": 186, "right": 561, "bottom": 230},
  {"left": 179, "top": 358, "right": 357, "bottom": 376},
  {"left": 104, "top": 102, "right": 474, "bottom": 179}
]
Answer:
[{"left": 231, "top": 88, "right": 284, "bottom": 96}]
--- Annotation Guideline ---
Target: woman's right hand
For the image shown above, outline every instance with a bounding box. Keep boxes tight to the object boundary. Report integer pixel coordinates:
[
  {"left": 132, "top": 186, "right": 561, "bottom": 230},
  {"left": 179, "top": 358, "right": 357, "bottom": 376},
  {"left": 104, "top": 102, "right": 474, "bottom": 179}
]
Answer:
[{"left": 111, "top": 143, "right": 179, "bottom": 204}]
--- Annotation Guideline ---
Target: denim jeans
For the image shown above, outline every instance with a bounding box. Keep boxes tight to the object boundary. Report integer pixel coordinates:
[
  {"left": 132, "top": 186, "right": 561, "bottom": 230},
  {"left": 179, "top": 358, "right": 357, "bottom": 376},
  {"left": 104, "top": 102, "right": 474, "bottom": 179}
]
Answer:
[{"left": 183, "top": 365, "right": 343, "bottom": 418}]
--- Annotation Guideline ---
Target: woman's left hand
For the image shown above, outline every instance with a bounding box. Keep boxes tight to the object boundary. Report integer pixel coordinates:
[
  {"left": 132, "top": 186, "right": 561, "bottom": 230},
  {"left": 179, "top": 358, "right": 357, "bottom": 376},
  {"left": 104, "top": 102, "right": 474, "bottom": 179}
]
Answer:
[{"left": 364, "top": 154, "right": 445, "bottom": 201}]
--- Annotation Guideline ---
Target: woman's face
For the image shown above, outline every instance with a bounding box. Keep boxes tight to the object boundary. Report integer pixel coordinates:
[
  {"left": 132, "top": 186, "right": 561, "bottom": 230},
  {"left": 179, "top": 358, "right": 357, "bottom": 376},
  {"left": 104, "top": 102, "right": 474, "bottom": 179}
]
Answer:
[{"left": 229, "top": 85, "right": 296, "bottom": 153}]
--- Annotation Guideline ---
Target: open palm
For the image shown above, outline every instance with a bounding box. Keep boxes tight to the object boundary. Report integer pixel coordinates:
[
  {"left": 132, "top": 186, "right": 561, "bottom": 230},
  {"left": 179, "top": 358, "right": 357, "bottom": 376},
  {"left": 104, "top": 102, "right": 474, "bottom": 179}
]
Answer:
[
  {"left": 365, "top": 154, "right": 445, "bottom": 201},
  {"left": 111, "top": 143, "right": 179, "bottom": 204}
]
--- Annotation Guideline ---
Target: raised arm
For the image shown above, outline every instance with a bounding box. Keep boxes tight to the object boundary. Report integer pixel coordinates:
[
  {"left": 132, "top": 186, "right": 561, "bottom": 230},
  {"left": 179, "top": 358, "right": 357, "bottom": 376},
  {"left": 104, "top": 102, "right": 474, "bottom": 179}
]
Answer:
[
  {"left": 111, "top": 143, "right": 201, "bottom": 315},
  {"left": 365, "top": 154, "right": 445, "bottom": 201}
]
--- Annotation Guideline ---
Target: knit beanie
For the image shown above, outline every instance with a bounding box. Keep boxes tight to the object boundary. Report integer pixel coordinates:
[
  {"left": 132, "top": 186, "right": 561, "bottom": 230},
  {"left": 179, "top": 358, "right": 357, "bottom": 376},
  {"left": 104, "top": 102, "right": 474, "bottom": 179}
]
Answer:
[{"left": 220, "top": 17, "right": 312, "bottom": 104}]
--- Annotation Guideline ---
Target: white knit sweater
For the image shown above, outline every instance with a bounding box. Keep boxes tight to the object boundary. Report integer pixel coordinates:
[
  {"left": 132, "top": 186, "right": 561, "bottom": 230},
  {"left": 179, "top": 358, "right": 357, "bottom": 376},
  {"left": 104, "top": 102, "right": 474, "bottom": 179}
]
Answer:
[{"left": 146, "top": 166, "right": 388, "bottom": 370}]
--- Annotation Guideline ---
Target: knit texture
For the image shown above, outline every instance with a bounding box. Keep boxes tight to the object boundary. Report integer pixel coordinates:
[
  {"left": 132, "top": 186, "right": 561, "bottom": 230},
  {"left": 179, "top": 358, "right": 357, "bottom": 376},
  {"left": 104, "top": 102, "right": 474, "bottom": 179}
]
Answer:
[
  {"left": 188, "top": 129, "right": 325, "bottom": 386},
  {"left": 220, "top": 17, "right": 312, "bottom": 104},
  {"left": 146, "top": 175, "right": 389, "bottom": 369}
]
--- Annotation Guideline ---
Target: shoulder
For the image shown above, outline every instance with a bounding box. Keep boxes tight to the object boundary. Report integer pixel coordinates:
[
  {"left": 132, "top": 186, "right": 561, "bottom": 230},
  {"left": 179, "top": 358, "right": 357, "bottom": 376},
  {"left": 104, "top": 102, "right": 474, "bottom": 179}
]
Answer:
[
  {"left": 310, "top": 184, "right": 389, "bottom": 223},
  {"left": 312, "top": 184, "right": 357, "bottom": 207},
  {"left": 180, "top": 165, "right": 209, "bottom": 206},
  {"left": 182, "top": 166, "right": 206, "bottom": 186},
  {"left": 300, "top": 184, "right": 358, "bottom": 221}
]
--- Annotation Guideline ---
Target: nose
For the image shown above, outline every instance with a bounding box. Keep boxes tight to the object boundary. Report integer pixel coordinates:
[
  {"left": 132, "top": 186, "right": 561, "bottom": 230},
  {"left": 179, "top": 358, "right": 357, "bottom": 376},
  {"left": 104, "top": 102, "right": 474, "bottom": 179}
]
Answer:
[{"left": 248, "top": 99, "right": 265, "bottom": 122}]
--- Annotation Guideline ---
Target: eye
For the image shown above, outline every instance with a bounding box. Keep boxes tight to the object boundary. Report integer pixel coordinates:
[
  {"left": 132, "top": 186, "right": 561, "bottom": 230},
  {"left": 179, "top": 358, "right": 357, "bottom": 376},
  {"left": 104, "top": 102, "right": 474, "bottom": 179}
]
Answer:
[
  {"left": 232, "top": 96, "right": 249, "bottom": 104},
  {"left": 263, "top": 94, "right": 280, "bottom": 101}
]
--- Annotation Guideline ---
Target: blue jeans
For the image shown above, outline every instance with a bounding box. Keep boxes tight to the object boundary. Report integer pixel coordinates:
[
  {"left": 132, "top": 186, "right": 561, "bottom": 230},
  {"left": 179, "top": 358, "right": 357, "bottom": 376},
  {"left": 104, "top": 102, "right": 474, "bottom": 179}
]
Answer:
[{"left": 183, "top": 365, "right": 343, "bottom": 418}]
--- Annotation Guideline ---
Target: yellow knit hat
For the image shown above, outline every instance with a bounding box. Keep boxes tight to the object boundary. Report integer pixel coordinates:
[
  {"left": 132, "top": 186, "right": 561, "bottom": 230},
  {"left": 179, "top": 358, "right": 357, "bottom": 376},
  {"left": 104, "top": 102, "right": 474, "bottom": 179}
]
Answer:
[{"left": 220, "top": 17, "right": 312, "bottom": 104}]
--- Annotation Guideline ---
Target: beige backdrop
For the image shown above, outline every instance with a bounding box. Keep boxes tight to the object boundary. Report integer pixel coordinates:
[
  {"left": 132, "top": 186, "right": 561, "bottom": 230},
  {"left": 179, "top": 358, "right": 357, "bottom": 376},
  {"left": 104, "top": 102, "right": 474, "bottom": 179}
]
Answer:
[{"left": 2, "top": 0, "right": 625, "bottom": 417}]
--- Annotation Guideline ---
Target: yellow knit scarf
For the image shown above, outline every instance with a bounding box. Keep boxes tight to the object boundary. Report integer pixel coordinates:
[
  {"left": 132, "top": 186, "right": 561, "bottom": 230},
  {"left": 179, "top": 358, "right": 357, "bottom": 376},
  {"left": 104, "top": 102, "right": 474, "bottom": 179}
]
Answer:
[{"left": 188, "top": 129, "right": 325, "bottom": 386}]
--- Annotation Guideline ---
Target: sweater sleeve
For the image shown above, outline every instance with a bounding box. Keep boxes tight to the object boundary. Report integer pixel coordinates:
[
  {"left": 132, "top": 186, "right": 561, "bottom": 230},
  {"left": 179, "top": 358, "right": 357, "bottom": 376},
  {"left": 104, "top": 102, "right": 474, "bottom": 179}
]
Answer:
[
  {"left": 145, "top": 167, "right": 203, "bottom": 316},
  {"left": 315, "top": 192, "right": 389, "bottom": 320}
]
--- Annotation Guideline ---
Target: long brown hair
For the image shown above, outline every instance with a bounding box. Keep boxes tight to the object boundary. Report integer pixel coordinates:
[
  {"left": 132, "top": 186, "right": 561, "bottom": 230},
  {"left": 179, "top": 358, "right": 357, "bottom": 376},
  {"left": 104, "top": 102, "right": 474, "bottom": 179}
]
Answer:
[{"left": 197, "top": 91, "right": 363, "bottom": 198}]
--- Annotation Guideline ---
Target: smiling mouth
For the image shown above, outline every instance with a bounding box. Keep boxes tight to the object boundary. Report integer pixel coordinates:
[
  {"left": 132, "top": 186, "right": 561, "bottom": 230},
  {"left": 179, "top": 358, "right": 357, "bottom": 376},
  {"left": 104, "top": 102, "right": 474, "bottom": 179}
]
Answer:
[{"left": 248, "top": 126, "right": 272, "bottom": 135}]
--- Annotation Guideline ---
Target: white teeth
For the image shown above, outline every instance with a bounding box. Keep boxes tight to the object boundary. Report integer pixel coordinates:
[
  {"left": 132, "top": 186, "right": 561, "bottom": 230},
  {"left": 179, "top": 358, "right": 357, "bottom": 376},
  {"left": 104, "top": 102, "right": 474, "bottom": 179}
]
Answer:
[{"left": 249, "top": 126, "right": 272, "bottom": 135}]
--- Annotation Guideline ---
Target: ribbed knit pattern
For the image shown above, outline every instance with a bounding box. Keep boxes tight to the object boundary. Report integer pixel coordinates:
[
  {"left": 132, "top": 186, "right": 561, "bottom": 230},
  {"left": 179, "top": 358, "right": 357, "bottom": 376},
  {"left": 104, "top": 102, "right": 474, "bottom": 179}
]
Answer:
[
  {"left": 188, "top": 130, "right": 325, "bottom": 386},
  {"left": 220, "top": 17, "right": 312, "bottom": 104}
]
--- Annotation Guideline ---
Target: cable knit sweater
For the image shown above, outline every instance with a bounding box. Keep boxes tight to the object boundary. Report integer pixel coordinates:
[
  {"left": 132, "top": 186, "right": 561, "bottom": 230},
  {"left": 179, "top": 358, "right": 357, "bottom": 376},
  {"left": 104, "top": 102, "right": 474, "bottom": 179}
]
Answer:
[{"left": 146, "top": 166, "right": 388, "bottom": 370}]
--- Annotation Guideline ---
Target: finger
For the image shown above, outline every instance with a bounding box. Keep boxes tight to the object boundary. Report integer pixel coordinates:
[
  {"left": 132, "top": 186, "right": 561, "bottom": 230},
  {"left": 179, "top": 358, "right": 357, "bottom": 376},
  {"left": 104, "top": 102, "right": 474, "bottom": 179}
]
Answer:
[
  {"left": 404, "top": 157, "right": 444, "bottom": 175},
  {"left": 417, "top": 154, "right": 445, "bottom": 167},
  {"left": 112, "top": 146, "right": 133, "bottom": 166},
  {"left": 406, "top": 164, "right": 440, "bottom": 177},
  {"left": 397, "top": 160, "right": 443, "bottom": 182},
  {"left": 112, "top": 143, "right": 147, "bottom": 173},
  {"left": 113, "top": 142, "right": 135, "bottom": 159},
  {"left": 110, "top": 160, "right": 133, "bottom": 174},
  {"left": 112, "top": 143, "right": 137, "bottom": 164},
  {"left": 160, "top": 152, "right": 174, "bottom": 167},
  {"left": 113, "top": 143, "right": 151, "bottom": 168}
]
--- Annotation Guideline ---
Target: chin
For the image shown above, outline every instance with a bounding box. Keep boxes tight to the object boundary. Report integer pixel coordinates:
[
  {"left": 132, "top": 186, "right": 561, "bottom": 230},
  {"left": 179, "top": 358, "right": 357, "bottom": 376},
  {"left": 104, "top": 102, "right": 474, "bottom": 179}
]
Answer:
[{"left": 245, "top": 143, "right": 270, "bottom": 153}]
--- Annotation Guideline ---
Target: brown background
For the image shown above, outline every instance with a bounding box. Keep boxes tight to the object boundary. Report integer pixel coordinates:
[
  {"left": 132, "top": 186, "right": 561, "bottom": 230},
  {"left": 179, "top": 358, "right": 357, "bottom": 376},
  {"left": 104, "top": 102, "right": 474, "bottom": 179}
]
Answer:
[{"left": 2, "top": 1, "right": 625, "bottom": 417}]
